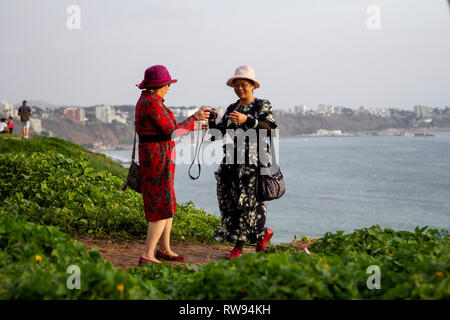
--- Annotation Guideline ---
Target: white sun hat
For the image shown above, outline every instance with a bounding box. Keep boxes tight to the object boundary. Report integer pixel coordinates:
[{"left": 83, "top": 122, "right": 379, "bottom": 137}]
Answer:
[{"left": 226, "top": 65, "right": 261, "bottom": 89}]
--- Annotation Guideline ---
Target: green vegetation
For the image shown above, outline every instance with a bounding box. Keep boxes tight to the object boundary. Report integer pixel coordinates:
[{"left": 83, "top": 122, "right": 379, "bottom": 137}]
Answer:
[
  {"left": 0, "top": 135, "right": 448, "bottom": 299},
  {"left": 0, "top": 212, "right": 164, "bottom": 299},
  {"left": 1, "top": 209, "right": 448, "bottom": 299},
  {"left": 0, "top": 135, "right": 220, "bottom": 243},
  {"left": 0, "top": 134, "right": 127, "bottom": 179},
  {"left": 127, "top": 225, "right": 448, "bottom": 300}
]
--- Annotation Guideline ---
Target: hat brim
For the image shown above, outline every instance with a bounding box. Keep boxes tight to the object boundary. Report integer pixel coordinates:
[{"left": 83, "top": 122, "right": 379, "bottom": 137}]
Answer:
[
  {"left": 136, "top": 79, "right": 177, "bottom": 90},
  {"left": 226, "top": 76, "right": 260, "bottom": 89}
]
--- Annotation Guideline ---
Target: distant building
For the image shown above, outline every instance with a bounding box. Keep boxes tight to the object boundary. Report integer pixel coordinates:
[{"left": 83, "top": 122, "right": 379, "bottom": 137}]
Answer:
[
  {"left": 110, "top": 110, "right": 128, "bottom": 124},
  {"left": 30, "top": 118, "right": 43, "bottom": 133},
  {"left": 380, "top": 108, "right": 391, "bottom": 118},
  {"left": 334, "top": 106, "right": 343, "bottom": 115},
  {"left": 368, "top": 107, "right": 378, "bottom": 116},
  {"left": 95, "top": 105, "right": 112, "bottom": 123},
  {"left": 93, "top": 105, "right": 125, "bottom": 124},
  {"left": 318, "top": 104, "right": 326, "bottom": 114},
  {"left": 326, "top": 105, "right": 334, "bottom": 114},
  {"left": 168, "top": 106, "right": 197, "bottom": 118},
  {"left": 293, "top": 105, "right": 308, "bottom": 114},
  {"left": 64, "top": 107, "right": 86, "bottom": 122},
  {"left": 0, "top": 100, "right": 17, "bottom": 117},
  {"left": 358, "top": 106, "right": 366, "bottom": 114},
  {"left": 414, "top": 105, "right": 432, "bottom": 118},
  {"left": 316, "top": 129, "right": 342, "bottom": 136},
  {"left": 433, "top": 107, "right": 444, "bottom": 115},
  {"left": 316, "top": 104, "right": 335, "bottom": 115}
]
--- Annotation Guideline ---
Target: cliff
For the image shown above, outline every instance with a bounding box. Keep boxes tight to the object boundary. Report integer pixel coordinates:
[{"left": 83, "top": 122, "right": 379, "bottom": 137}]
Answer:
[
  {"left": 274, "top": 112, "right": 450, "bottom": 137},
  {"left": 30, "top": 112, "right": 450, "bottom": 148},
  {"left": 36, "top": 118, "right": 134, "bottom": 149}
]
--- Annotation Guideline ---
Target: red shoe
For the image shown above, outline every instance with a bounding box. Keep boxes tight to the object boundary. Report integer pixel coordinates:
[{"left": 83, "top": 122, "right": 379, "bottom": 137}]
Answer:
[
  {"left": 255, "top": 228, "right": 274, "bottom": 252},
  {"left": 156, "top": 250, "right": 185, "bottom": 262},
  {"left": 228, "top": 247, "right": 243, "bottom": 260},
  {"left": 138, "top": 256, "right": 155, "bottom": 266}
]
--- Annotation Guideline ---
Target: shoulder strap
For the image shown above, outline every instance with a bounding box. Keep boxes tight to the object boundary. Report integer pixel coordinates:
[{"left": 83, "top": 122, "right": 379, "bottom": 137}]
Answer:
[
  {"left": 131, "top": 128, "right": 137, "bottom": 162},
  {"left": 269, "top": 134, "right": 278, "bottom": 169},
  {"left": 257, "top": 98, "right": 278, "bottom": 173}
]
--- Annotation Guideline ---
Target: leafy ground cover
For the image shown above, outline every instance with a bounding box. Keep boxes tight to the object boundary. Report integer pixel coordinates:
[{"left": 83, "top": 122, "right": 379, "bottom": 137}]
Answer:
[
  {"left": 0, "top": 212, "right": 163, "bottom": 299},
  {"left": 1, "top": 210, "right": 447, "bottom": 299},
  {"left": 128, "top": 225, "right": 449, "bottom": 299},
  {"left": 0, "top": 135, "right": 448, "bottom": 299},
  {"left": 0, "top": 134, "right": 127, "bottom": 179},
  {"left": 0, "top": 140, "right": 220, "bottom": 242}
]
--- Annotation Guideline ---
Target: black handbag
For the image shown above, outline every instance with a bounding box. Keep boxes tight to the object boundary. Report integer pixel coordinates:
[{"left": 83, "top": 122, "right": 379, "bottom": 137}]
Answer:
[
  {"left": 121, "top": 129, "right": 142, "bottom": 193},
  {"left": 256, "top": 134, "right": 285, "bottom": 201}
]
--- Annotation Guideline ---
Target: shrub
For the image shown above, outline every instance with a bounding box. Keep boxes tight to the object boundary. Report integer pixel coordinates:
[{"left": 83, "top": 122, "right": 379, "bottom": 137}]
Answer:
[
  {"left": 0, "top": 135, "right": 127, "bottom": 179},
  {"left": 0, "top": 152, "right": 220, "bottom": 242},
  {"left": 129, "top": 226, "right": 449, "bottom": 300},
  {"left": 0, "top": 212, "right": 164, "bottom": 299}
]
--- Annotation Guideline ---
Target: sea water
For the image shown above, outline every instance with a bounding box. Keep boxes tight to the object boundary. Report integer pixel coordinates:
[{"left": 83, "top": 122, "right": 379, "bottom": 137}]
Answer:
[{"left": 101, "top": 132, "right": 450, "bottom": 244}]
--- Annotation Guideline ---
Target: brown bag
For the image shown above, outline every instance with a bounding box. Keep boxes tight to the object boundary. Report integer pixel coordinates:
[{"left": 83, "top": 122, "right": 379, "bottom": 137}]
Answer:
[{"left": 121, "top": 130, "right": 142, "bottom": 193}]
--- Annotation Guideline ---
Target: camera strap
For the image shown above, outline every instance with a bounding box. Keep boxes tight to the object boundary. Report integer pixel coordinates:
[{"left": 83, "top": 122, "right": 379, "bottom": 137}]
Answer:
[{"left": 188, "top": 123, "right": 208, "bottom": 180}]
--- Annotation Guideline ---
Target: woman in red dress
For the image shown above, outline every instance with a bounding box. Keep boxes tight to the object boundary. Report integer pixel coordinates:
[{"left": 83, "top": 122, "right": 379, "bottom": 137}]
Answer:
[{"left": 135, "top": 65, "right": 210, "bottom": 265}]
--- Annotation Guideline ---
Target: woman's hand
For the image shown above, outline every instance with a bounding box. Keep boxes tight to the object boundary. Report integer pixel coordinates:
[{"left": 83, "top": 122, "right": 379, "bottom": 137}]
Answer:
[
  {"left": 193, "top": 106, "right": 211, "bottom": 121},
  {"left": 228, "top": 110, "right": 248, "bottom": 125}
]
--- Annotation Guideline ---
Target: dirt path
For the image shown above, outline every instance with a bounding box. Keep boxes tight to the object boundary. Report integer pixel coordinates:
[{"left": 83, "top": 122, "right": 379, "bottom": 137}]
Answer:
[
  {"left": 77, "top": 238, "right": 309, "bottom": 270},
  {"left": 77, "top": 238, "right": 257, "bottom": 269}
]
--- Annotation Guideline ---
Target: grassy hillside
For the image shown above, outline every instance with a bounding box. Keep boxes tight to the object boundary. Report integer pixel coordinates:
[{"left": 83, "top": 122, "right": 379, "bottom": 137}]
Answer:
[
  {"left": 0, "top": 134, "right": 128, "bottom": 179},
  {"left": 0, "top": 134, "right": 220, "bottom": 242}
]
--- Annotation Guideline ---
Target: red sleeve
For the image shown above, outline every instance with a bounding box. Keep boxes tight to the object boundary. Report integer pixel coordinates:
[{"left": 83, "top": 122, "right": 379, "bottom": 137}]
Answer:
[{"left": 146, "top": 98, "right": 197, "bottom": 137}]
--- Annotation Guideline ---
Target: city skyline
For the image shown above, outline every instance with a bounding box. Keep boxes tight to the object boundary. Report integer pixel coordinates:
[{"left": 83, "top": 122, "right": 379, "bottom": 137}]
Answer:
[
  {"left": 1, "top": 97, "right": 449, "bottom": 113},
  {"left": 1, "top": 1, "right": 449, "bottom": 109},
  {"left": 3, "top": 98, "right": 446, "bottom": 125}
]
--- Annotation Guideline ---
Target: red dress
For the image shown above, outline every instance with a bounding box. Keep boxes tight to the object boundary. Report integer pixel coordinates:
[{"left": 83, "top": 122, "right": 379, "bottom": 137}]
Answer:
[{"left": 135, "top": 91, "right": 196, "bottom": 222}]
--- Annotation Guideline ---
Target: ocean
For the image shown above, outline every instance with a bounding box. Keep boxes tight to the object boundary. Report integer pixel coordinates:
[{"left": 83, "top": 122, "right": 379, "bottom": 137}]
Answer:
[{"left": 100, "top": 132, "right": 450, "bottom": 244}]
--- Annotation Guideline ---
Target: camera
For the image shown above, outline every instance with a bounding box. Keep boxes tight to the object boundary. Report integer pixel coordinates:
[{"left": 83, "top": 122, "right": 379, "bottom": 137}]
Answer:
[{"left": 208, "top": 110, "right": 218, "bottom": 121}]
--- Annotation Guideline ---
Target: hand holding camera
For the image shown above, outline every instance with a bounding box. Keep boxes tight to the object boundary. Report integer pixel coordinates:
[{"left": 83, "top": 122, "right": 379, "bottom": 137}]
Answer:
[
  {"left": 227, "top": 110, "right": 247, "bottom": 125},
  {"left": 193, "top": 106, "right": 211, "bottom": 121}
]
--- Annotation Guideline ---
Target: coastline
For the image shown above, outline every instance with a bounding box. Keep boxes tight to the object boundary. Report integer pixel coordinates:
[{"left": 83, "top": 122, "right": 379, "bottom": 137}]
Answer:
[
  {"left": 89, "top": 127, "right": 450, "bottom": 152},
  {"left": 290, "top": 127, "right": 450, "bottom": 139}
]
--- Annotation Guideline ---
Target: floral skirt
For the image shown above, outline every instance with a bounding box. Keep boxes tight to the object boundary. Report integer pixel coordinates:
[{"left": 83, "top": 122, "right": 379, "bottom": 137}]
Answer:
[{"left": 213, "top": 162, "right": 268, "bottom": 244}]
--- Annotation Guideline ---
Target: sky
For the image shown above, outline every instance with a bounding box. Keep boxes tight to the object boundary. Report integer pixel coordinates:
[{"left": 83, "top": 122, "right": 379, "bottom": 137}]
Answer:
[{"left": 0, "top": 0, "right": 449, "bottom": 110}]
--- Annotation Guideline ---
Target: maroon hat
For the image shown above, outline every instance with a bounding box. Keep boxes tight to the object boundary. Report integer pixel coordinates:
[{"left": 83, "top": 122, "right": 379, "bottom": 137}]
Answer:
[{"left": 136, "top": 65, "right": 178, "bottom": 89}]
